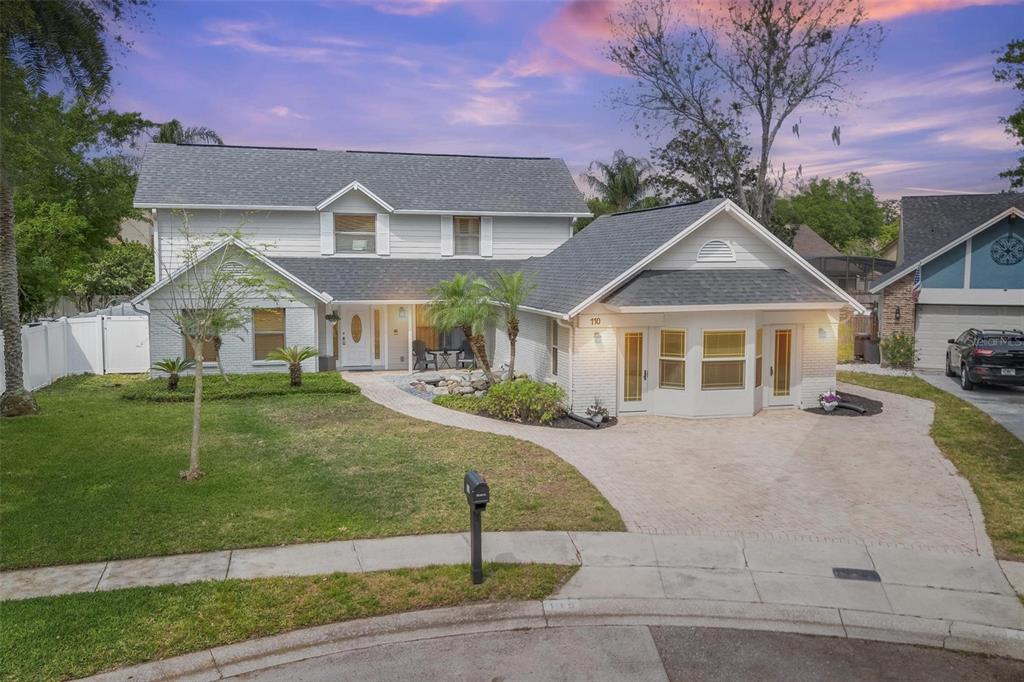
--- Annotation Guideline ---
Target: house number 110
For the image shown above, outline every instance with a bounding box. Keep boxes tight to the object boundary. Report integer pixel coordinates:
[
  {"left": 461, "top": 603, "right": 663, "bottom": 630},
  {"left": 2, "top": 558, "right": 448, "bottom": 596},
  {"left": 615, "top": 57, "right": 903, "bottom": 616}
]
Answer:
[{"left": 590, "top": 317, "right": 601, "bottom": 326}]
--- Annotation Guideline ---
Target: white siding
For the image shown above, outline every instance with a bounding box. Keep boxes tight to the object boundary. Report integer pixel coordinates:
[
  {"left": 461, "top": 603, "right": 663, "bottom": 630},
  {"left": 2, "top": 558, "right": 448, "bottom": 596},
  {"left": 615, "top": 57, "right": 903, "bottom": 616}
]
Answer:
[
  {"left": 492, "top": 216, "right": 571, "bottom": 258},
  {"left": 492, "top": 311, "right": 554, "bottom": 382},
  {"left": 321, "top": 190, "right": 386, "bottom": 215},
  {"left": 156, "top": 209, "right": 320, "bottom": 273},
  {"left": 390, "top": 214, "right": 442, "bottom": 257},
  {"left": 648, "top": 213, "right": 789, "bottom": 270}
]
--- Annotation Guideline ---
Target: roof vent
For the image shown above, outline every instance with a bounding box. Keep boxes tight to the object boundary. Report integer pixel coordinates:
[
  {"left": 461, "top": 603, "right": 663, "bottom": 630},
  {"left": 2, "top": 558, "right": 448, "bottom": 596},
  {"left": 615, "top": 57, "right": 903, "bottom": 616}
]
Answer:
[{"left": 697, "top": 239, "right": 736, "bottom": 263}]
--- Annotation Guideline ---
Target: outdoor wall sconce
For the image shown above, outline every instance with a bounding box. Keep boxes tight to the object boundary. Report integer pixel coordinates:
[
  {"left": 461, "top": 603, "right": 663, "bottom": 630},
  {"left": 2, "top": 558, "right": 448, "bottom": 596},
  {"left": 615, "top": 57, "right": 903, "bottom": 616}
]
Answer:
[
  {"left": 894, "top": 306, "right": 901, "bottom": 322},
  {"left": 593, "top": 331, "right": 603, "bottom": 345},
  {"left": 398, "top": 306, "right": 407, "bottom": 319},
  {"left": 325, "top": 311, "right": 340, "bottom": 323}
]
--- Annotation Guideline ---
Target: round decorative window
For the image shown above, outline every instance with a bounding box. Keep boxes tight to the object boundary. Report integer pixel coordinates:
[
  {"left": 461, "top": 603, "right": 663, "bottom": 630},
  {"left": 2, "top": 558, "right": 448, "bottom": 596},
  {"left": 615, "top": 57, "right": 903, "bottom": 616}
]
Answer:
[
  {"left": 991, "top": 235, "right": 1024, "bottom": 266},
  {"left": 350, "top": 315, "right": 362, "bottom": 343}
]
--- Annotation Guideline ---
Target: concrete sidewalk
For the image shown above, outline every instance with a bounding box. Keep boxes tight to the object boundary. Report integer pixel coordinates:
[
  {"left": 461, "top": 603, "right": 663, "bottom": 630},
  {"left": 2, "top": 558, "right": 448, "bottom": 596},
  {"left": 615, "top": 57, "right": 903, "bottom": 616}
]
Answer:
[{"left": 5, "top": 532, "right": 1023, "bottom": 655}]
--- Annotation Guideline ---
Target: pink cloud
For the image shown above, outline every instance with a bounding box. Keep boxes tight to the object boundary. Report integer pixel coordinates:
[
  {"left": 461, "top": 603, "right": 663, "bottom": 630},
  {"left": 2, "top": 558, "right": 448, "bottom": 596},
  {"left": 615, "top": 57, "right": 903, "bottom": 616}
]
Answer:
[
  {"left": 361, "top": 0, "right": 454, "bottom": 16},
  {"left": 448, "top": 95, "right": 523, "bottom": 126},
  {"left": 202, "top": 20, "right": 334, "bottom": 62},
  {"left": 864, "top": 0, "right": 1019, "bottom": 20}
]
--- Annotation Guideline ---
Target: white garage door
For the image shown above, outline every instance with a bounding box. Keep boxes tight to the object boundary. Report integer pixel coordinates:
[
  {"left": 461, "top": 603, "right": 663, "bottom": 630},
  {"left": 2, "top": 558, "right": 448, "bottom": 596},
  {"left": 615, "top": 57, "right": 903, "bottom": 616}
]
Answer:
[{"left": 916, "top": 305, "right": 1024, "bottom": 369}]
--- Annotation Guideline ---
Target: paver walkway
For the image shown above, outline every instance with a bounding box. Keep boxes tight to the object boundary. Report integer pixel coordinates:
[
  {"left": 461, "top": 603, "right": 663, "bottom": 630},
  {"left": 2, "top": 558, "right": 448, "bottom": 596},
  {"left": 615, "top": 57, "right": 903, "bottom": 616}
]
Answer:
[{"left": 349, "top": 373, "right": 988, "bottom": 554}]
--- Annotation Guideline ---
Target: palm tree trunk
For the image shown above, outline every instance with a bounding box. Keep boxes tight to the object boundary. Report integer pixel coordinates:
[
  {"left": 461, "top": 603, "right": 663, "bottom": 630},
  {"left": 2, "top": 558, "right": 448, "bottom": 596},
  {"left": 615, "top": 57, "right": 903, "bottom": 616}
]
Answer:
[
  {"left": 506, "top": 316, "right": 519, "bottom": 380},
  {"left": 214, "top": 335, "right": 229, "bottom": 383},
  {"left": 289, "top": 362, "right": 301, "bottom": 387},
  {"left": 470, "top": 333, "right": 497, "bottom": 384},
  {"left": 183, "top": 338, "right": 204, "bottom": 481},
  {"left": 0, "top": 176, "right": 38, "bottom": 417}
]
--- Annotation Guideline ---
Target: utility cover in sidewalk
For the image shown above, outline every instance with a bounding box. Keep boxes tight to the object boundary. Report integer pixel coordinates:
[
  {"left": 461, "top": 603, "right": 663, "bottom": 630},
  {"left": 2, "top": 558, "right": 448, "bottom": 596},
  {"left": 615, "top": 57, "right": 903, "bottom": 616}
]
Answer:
[{"left": 833, "top": 567, "right": 881, "bottom": 582}]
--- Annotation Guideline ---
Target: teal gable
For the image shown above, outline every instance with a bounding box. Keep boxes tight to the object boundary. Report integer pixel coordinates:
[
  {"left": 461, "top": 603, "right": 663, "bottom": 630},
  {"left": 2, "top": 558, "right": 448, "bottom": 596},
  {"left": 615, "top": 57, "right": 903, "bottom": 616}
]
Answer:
[
  {"left": 969, "top": 217, "right": 1024, "bottom": 289},
  {"left": 921, "top": 243, "right": 965, "bottom": 288}
]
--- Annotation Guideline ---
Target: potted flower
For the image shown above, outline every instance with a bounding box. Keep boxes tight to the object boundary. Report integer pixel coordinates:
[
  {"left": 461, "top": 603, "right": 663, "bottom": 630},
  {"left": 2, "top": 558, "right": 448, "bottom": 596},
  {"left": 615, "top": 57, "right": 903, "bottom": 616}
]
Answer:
[
  {"left": 819, "top": 390, "right": 841, "bottom": 412},
  {"left": 585, "top": 397, "right": 609, "bottom": 424}
]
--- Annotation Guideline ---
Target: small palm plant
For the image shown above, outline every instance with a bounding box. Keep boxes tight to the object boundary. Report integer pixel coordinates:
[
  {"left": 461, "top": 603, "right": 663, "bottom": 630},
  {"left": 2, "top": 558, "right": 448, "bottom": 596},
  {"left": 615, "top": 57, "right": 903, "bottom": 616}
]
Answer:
[
  {"left": 152, "top": 358, "right": 196, "bottom": 391},
  {"left": 265, "top": 346, "right": 319, "bottom": 387}
]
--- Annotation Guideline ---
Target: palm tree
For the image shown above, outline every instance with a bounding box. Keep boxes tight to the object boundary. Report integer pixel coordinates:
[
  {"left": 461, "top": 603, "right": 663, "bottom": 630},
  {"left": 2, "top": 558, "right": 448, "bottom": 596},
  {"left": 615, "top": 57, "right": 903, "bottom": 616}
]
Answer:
[
  {"left": 490, "top": 270, "right": 536, "bottom": 380},
  {"left": 152, "top": 119, "right": 224, "bottom": 145},
  {"left": 152, "top": 357, "right": 196, "bottom": 391},
  {"left": 428, "top": 273, "right": 498, "bottom": 384},
  {"left": 265, "top": 346, "right": 318, "bottom": 387},
  {"left": 1, "top": 0, "right": 135, "bottom": 416},
  {"left": 576, "top": 150, "right": 661, "bottom": 231}
]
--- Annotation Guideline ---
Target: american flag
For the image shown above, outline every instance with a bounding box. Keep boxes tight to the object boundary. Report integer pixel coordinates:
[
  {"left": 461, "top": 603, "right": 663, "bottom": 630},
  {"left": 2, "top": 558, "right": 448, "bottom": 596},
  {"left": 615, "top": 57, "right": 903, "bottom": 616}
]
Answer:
[{"left": 912, "top": 267, "right": 922, "bottom": 303}]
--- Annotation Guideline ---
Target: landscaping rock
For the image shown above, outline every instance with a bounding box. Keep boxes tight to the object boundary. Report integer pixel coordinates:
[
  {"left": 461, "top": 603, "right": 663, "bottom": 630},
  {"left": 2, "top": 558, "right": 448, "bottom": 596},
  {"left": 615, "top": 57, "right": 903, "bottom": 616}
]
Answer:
[
  {"left": 456, "top": 386, "right": 476, "bottom": 395},
  {"left": 470, "top": 379, "right": 490, "bottom": 391},
  {"left": 418, "top": 372, "right": 443, "bottom": 385}
]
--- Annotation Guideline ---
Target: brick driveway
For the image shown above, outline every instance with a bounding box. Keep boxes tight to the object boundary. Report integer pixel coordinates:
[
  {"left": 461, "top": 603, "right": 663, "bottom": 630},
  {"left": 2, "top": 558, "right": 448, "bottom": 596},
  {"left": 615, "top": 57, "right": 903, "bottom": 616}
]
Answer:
[{"left": 350, "top": 375, "right": 987, "bottom": 555}]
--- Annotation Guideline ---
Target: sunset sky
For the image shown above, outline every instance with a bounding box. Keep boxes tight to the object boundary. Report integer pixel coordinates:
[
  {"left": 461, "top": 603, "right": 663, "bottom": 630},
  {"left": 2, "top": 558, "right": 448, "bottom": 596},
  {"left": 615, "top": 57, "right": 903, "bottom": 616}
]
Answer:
[{"left": 112, "top": 0, "right": 1024, "bottom": 199}]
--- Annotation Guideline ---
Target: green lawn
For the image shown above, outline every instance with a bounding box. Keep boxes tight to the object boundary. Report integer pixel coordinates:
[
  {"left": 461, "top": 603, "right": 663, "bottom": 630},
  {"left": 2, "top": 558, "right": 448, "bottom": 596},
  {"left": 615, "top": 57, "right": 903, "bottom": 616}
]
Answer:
[
  {"left": 0, "top": 563, "right": 576, "bottom": 681},
  {"left": 839, "top": 372, "right": 1024, "bottom": 560},
  {"left": 0, "top": 374, "right": 622, "bottom": 570}
]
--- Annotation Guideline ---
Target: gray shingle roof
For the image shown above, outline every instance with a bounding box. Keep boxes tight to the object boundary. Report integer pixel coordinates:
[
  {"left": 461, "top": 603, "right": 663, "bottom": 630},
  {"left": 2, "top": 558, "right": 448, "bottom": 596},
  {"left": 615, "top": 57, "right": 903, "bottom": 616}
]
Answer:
[
  {"left": 270, "top": 257, "right": 535, "bottom": 301},
  {"left": 134, "top": 143, "right": 589, "bottom": 214},
  {"left": 603, "top": 269, "right": 842, "bottom": 308},
  {"left": 872, "top": 192, "right": 1024, "bottom": 290},
  {"left": 523, "top": 200, "right": 727, "bottom": 313},
  {"left": 791, "top": 225, "right": 840, "bottom": 259}
]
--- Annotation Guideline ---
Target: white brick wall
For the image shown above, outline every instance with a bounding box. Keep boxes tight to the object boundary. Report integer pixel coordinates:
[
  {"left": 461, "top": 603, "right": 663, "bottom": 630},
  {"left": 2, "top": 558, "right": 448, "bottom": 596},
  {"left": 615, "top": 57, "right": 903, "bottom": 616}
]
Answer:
[
  {"left": 570, "top": 322, "right": 617, "bottom": 416},
  {"left": 799, "top": 320, "right": 838, "bottom": 408}
]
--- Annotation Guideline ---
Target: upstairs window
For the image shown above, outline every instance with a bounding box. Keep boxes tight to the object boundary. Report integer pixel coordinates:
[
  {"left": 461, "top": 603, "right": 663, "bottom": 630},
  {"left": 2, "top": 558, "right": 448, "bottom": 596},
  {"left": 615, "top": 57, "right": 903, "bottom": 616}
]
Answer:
[
  {"left": 453, "top": 216, "right": 481, "bottom": 256},
  {"left": 697, "top": 239, "right": 736, "bottom": 263},
  {"left": 335, "top": 214, "right": 376, "bottom": 254}
]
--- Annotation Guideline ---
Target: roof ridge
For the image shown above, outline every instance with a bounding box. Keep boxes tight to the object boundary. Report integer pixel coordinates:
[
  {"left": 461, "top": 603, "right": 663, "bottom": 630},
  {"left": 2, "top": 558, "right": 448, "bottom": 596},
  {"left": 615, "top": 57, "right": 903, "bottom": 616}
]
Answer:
[
  {"left": 343, "top": 149, "right": 552, "bottom": 161},
  {"left": 172, "top": 143, "right": 319, "bottom": 151},
  {"left": 609, "top": 198, "right": 720, "bottom": 217}
]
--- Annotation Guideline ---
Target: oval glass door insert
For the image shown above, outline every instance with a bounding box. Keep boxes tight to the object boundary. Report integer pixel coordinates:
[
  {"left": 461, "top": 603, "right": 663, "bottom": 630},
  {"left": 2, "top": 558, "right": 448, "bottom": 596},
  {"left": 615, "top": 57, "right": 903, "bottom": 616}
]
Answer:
[{"left": 351, "top": 315, "right": 363, "bottom": 343}]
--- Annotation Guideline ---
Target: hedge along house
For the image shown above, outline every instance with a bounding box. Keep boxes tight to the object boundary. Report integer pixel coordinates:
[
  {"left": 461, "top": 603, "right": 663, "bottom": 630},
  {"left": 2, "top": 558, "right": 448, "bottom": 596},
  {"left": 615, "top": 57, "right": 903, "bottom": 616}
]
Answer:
[
  {"left": 132, "top": 143, "right": 863, "bottom": 417},
  {"left": 869, "top": 194, "right": 1024, "bottom": 370}
]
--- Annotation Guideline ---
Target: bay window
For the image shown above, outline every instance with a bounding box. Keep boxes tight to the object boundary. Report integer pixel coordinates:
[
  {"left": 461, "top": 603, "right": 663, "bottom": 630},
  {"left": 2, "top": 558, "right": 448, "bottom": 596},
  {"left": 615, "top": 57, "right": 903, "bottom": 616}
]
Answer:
[{"left": 701, "top": 330, "right": 745, "bottom": 390}]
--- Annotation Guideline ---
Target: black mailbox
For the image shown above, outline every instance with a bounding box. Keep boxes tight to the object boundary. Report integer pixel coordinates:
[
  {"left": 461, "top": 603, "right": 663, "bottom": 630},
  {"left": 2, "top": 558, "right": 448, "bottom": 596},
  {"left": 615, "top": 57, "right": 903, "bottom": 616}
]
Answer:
[{"left": 464, "top": 470, "right": 489, "bottom": 510}]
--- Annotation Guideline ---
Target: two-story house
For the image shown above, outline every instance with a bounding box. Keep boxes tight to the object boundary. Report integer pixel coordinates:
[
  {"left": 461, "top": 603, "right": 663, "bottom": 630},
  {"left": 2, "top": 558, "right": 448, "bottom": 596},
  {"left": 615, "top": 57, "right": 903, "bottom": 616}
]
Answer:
[
  {"left": 869, "top": 194, "right": 1024, "bottom": 369},
  {"left": 134, "top": 142, "right": 863, "bottom": 417}
]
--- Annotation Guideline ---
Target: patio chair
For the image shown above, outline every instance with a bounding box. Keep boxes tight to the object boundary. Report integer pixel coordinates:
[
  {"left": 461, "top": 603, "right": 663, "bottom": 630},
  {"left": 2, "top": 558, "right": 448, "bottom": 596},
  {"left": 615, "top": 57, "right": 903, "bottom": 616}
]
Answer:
[
  {"left": 456, "top": 338, "right": 476, "bottom": 369},
  {"left": 412, "top": 339, "right": 437, "bottom": 371}
]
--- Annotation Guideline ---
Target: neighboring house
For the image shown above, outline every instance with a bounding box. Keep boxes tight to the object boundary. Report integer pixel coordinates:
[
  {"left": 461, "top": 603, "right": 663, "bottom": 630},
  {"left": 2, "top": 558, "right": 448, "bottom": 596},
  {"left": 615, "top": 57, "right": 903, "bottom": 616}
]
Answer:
[
  {"left": 879, "top": 237, "right": 898, "bottom": 262},
  {"left": 869, "top": 193, "right": 1024, "bottom": 369},
  {"left": 791, "top": 225, "right": 841, "bottom": 260},
  {"left": 133, "top": 142, "right": 863, "bottom": 418},
  {"left": 117, "top": 216, "right": 154, "bottom": 247}
]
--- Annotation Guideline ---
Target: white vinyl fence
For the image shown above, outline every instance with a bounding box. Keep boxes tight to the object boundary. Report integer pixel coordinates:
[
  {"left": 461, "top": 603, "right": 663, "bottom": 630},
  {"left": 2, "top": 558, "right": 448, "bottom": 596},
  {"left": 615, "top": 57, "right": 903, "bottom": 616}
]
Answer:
[{"left": 0, "top": 315, "right": 150, "bottom": 392}]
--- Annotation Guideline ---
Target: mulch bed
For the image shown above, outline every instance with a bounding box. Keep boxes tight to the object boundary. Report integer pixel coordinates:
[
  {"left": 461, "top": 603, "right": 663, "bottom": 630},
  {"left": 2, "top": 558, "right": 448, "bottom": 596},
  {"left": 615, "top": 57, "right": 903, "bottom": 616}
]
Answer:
[{"left": 804, "top": 391, "right": 883, "bottom": 417}]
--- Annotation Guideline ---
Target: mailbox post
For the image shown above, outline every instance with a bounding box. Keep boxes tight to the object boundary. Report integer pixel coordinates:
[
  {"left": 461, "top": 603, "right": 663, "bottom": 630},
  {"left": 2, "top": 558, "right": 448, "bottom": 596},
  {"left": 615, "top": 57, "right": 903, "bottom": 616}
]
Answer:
[{"left": 463, "top": 470, "right": 489, "bottom": 584}]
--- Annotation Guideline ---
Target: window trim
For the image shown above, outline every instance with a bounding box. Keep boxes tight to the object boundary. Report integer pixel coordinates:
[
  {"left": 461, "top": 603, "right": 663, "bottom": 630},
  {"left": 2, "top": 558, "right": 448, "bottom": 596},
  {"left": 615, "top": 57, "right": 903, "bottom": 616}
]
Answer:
[
  {"left": 701, "top": 329, "right": 746, "bottom": 391},
  {"left": 252, "top": 307, "right": 287, "bottom": 361},
  {"left": 453, "top": 216, "right": 482, "bottom": 256},
  {"left": 333, "top": 213, "right": 377, "bottom": 254},
  {"left": 659, "top": 329, "right": 686, "bottom": 390}
]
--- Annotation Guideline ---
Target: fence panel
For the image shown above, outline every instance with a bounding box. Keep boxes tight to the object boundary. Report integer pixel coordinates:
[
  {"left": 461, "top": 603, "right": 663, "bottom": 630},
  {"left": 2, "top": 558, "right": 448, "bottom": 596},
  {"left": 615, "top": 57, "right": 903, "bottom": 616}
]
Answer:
[
  {"left": 0, "top": 315, "right": 149, "bottom": 392},
  {"left": 103, "top": 317, "right": 150, "bottom": 373}
]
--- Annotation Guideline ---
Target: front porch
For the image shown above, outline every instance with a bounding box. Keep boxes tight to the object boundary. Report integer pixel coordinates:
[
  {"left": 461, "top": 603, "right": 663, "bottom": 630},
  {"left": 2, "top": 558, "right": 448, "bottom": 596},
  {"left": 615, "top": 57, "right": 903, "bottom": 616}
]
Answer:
[{"left": 321, "top": 302, "right": 471, "bottom": 372}]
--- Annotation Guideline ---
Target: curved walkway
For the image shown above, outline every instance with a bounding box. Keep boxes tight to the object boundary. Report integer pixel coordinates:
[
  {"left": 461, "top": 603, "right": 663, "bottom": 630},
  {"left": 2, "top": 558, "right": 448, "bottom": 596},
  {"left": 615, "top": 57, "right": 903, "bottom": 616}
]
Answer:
[{"left": 349, "top": 373, "right": 989, "bottom": 555}]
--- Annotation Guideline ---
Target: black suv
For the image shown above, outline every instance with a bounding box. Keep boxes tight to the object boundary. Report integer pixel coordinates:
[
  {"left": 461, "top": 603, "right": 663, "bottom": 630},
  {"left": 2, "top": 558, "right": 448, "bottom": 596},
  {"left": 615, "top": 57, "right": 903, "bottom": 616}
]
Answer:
[{"left": 946, "top": 328, "right": 1024, "bottom": 391}]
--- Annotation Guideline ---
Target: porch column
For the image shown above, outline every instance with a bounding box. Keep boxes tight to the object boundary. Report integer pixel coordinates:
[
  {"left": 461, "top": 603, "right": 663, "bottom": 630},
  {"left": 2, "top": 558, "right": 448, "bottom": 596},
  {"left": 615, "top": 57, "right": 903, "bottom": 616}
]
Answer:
[{"left": 408, "top": 304, "right": 415, "bottom": 372}]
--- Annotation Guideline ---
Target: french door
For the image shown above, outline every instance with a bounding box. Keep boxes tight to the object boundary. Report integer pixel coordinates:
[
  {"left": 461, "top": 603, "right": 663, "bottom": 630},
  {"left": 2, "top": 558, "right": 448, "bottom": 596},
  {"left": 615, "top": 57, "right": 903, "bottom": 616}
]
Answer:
[
  {"left": 766, "top": 326, "right": 796, "bottom": 406},
  {"left": 619, "top": 328, "right": 648, "bottom": 412}
]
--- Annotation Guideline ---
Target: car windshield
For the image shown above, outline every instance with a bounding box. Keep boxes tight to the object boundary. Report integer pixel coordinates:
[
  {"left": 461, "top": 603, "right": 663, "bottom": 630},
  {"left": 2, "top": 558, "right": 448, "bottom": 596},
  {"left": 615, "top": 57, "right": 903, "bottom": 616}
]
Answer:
[{"left": 978, "top": 334, "right": 1024, "bottom": 349}]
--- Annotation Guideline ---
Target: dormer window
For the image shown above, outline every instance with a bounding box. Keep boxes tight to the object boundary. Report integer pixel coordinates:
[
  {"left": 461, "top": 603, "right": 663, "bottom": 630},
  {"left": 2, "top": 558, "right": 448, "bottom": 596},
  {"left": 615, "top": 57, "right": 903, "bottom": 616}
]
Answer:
[
  {"left": 697, "top": 239, "right": 736, "bottom": 263},
  {"left": 453, "top": 216, "right": 481, "bottom": 256},
  {"left": 335, "top": 214, "right": 376, "bottom": 253}
]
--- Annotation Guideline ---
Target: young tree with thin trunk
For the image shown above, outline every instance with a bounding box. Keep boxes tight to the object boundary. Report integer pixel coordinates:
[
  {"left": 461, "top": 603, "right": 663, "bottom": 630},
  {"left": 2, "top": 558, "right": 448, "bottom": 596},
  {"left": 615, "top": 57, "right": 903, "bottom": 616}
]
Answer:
[
  {"left": 607, "top": 0, "right": 882, "bottom": 227},
  {"left": 428, "top": 273, "right": 498, "bottom": 384},
  {"left": 490, "top": 270, "right": 536, "bottom": 380},
  {"left": 153, "top": 214, "right": 283, "bottom": 480}
]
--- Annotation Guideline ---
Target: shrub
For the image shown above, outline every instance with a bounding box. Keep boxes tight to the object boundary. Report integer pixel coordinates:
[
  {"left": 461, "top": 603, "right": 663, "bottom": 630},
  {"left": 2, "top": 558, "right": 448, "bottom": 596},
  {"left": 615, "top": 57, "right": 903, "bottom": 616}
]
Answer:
[
  {"left": 264, "top": 345, "right": 319, "bottom": 387},
  {"left": 880, "top": 332, "right": 918, "bottom": 369},
  {"left": 122, "top": 372, "right": 360, "bottom": 402},
  {"left": 151, "top": 357, "right": 195, "bottom": 391},
  {"left": 433, "top": 394, "right": 486, "bottom": 414},
  {"left": 484, "top": 379, "right": 566, "bottom": 425}
]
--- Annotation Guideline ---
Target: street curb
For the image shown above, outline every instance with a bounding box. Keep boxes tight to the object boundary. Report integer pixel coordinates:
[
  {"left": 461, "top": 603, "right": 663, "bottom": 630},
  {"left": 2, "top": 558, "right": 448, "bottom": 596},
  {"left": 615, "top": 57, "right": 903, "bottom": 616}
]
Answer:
[{"left": 81, "top": 598, "right": 1024, "bottom": 680}]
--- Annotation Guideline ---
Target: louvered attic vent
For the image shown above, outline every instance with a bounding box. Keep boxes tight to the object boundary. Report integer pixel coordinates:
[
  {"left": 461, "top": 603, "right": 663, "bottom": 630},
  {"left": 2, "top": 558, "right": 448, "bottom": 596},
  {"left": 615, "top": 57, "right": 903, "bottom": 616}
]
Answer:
[{"left": 697, "top": 239, "right": 736, "bottom": 262}]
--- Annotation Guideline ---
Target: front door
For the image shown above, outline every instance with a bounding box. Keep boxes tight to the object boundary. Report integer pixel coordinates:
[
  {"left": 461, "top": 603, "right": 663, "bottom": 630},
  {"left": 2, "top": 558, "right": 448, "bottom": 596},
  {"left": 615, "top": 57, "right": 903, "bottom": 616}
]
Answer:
[
  {"left": 619, "top": 328, "right": 648, "bottom": 412},
  {"left": 766, "top": 326, "right": 796, "bottom": 406},
  {"left": 340, "top": 306, "right": 372, "bottom": 367}
]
